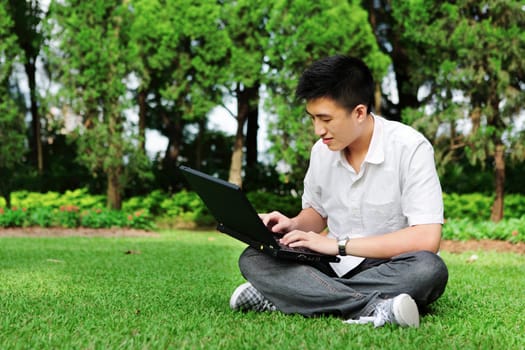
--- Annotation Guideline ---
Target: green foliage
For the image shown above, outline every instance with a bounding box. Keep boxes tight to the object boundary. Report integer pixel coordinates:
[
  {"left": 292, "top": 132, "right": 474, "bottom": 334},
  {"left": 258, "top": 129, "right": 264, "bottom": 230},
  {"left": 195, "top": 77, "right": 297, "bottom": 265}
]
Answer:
[
  {"left": 159, "top": 190, "right": 214, "bottom": 226},
  {"left": 11, "top": 188, "right": 105, "bottom": 210},
  {"left": 28, "top": 207, "right": 54, "bottom": 228},
  {"left": 443, "top": 193, "right": 525, "bottom": 221},
  {"left": 48, "top": 0, "right": 150, "bottom": 209},
  {"left": 247, "top": 191, "right": 301, "bottom": 218},
  {"left": 443, "top": 218, "right": 525, "bottom": 243},
  {"left": 123, "top": 189, "right": 169, "bottom": 216},
  {"left": 393, "top": 0, "right": 525, "bottom": 209},
  {"left": 0, "top": 189, "right": 153, "bottom": 229},
  {"left": 0, "top": 1, "right": 26, "bottom": 206},
  {"left": 80, "top": 208, "right": 152, "bottom": 230},
  {"left": 0, "top": 207, "right": 27, "bottom": 227},
  {"left": 0, "top": 206, "right": 153, "bottom": 230},
  {"left": 3, "top": 189, "right": 525, "bottom": 231},
  {"left": 443, "top": 193, "right": 493, "bottom": 221}
]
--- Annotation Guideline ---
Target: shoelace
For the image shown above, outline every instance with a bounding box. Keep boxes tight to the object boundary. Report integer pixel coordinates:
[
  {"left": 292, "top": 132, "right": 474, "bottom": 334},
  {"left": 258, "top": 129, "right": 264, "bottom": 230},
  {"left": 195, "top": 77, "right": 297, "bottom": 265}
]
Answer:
[
  {"left": 255, "top": 298, "right": 277, "bottom": 312},
  {"left": 372, "top": 300, "right": 392, "bottom": 327},
  {"left": 342, "top": 300, "right": 391, "bottom": 328}
]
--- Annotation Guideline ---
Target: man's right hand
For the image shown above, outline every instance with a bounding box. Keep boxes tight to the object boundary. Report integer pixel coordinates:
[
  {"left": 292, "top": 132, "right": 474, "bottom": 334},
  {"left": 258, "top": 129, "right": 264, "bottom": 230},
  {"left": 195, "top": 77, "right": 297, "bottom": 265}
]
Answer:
[{"left": 259, "top": 211, "right": 297, "bottom": 234}]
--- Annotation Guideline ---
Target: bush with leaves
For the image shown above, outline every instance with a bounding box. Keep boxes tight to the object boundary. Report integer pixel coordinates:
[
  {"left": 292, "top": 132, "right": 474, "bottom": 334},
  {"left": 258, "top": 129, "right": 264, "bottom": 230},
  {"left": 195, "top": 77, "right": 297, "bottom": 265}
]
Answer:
[
  {"left": 159, "top": 190, "right": 214, "bottom": 226},
  {"left": 443, "top": 193, "right": 525, "bottom": 220},
  {"left": 443, "top": 218, "right": 525, "bottom": 243},
  {"left": 0, "top": 206, "right": 153, "bottom": 230}
]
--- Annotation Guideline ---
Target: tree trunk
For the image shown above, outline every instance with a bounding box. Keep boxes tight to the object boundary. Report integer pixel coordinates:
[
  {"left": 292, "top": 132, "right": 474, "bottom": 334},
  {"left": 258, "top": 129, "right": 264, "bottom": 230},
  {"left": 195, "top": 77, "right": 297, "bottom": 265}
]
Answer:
[
  {"left": 137, "top": 90, "right": 147, "bottom": 152},
  {"left": 25, "top": 61, "right": 43, "bottom": 174},
  {"left": 490, "top": 143, "right": 505, "bottom": 222},
  {"left": 228, "top": 85, "right": 250, "bottom": 187},
  {"left": 5, "top": 191, "right": 11, "bottom": 209},
  {"left": 163, "top": 112, "right": 182, "bottom": 166},
  {"left": 246, "top": 84, "right": 260, "bottom": 169},
  {"left": 107, "top": 168, "right": 122, "bottom": 210}
]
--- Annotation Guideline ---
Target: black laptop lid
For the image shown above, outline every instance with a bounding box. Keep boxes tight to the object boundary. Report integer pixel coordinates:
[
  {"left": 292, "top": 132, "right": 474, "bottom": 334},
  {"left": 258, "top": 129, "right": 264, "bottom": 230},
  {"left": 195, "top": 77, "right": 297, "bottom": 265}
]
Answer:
[{"left": 179, "top": 166, "right": 277, "bottom": 246}]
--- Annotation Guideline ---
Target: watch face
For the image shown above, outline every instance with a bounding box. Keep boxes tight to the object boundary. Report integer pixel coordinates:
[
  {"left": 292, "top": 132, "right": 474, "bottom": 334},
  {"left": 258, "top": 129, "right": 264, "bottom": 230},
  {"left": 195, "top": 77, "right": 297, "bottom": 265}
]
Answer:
[{"left": 338, "top": 239, "right": 347, "bottom": 256}]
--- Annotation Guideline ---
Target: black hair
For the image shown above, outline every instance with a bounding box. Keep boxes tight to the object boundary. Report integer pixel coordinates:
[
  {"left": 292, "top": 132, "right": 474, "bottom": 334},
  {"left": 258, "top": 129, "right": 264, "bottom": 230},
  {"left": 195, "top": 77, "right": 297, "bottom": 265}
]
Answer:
[{"left": 295, "top": 55, "right": 375, "bottom": 113}]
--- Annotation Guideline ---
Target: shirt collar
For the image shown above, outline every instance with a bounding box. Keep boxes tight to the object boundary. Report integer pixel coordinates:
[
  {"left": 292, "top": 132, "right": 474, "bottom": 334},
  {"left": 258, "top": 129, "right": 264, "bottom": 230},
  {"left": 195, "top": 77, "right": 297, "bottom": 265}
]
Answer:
[
  {"left": 332, "top": 113, "right": 385, "bottom": 166},
  {"left": 332, "top": 113, "right": 385, "bottom": 167},
  {"left": 364, "top": 114, "right": 384, "bottom": 165}
]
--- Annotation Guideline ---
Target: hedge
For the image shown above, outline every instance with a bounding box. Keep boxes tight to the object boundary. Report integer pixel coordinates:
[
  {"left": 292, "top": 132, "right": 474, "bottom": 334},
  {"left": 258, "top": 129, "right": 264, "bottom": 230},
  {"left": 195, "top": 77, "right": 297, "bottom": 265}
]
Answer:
[{"left": 1, "top": 190, "right": 525, "bottom": 233}]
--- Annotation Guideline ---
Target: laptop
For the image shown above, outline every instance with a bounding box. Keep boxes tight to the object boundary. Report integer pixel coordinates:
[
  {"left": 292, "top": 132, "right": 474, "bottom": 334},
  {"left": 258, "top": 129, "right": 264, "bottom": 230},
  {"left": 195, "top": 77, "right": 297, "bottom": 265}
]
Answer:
[{"left": 179, "top": 165, "right": 340, "bottom": 263}]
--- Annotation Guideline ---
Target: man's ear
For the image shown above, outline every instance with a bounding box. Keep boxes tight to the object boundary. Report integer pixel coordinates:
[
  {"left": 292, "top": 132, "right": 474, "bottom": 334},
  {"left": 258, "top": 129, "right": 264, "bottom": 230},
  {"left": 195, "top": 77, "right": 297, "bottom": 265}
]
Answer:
[{"left": 354, "top": 104, "right": 368, "bottom": 121}]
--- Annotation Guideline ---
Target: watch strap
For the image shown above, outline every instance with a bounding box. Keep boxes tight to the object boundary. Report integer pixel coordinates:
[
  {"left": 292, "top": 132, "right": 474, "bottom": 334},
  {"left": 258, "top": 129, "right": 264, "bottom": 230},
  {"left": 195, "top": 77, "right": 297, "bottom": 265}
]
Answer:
[{"left": 338, "top": 238, "right": 348, "bottom": 256}]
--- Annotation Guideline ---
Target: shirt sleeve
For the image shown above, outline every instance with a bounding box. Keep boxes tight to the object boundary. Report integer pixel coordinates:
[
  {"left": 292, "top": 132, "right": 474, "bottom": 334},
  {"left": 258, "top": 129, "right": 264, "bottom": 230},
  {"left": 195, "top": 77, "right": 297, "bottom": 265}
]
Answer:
[
  {"left": 301, "top": 147, "right": 328, "bottom": 218},
  {"left": 401, "top": 140, "right": 444, "bottom": 226}
]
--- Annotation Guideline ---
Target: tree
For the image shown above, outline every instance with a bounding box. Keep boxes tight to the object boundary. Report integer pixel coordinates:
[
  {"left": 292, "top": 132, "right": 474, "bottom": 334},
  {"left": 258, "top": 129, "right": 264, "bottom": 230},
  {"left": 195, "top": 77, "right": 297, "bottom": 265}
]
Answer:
[
  {"left": 220, "top": 0, "right": 272, "bottom": 187},
  {"left": 6, "top": 0, "right": 46, "bottom": 174},
  {"left": 264, "top": 0, "right": 390, "bottom": 187},
  {"left": 129, "top": 0, "right": 229, "bottom": 189},
  {"left": 392, "top": 0, "right": 525, "bottom": 221},
  {"left": 49, "top": 0, "right": 148, "bottom": 209},
  {"left": 0, "top": 1, "right": 26, "bottom": 207},
  {"left": 362, "top": 0, "right": 422, "bottom": 122}
]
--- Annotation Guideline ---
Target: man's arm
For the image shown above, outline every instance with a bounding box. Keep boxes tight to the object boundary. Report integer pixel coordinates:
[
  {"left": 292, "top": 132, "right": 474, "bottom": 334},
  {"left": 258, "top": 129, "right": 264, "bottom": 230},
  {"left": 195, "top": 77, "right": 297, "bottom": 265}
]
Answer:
[
  {"left": 341, "top": 223, "right": 442, "bottom": 258},
  {"left": 280, "top": 223, "right": 442, "bottom": 258},
  {"left": 291, "top": 207, "right": 327, "bottom": 233}
]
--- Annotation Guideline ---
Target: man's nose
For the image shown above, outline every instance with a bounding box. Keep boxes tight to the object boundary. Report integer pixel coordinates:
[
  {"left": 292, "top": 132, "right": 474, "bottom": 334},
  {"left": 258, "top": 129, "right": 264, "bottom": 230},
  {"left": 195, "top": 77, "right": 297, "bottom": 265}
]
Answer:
[{"left": 313, "top": 119, "right": 325, "bottom": 136}]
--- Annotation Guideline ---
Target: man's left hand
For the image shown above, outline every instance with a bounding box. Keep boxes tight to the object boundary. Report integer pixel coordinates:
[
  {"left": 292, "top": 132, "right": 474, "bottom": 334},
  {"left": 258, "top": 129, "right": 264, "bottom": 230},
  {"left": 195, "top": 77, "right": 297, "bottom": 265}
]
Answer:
[{"left": 280, "top": 230, "right": 338, "bottom": 256}]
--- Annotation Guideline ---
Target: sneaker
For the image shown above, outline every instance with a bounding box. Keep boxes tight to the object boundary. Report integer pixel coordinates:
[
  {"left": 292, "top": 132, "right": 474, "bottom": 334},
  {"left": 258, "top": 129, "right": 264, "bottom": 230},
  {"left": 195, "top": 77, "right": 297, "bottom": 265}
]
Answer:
[
  {"left": 373, "top": 293, "right": 420, "bottom": 328},
  {"left": 229, "top": 282, "right": 277, "bottom": 312}
]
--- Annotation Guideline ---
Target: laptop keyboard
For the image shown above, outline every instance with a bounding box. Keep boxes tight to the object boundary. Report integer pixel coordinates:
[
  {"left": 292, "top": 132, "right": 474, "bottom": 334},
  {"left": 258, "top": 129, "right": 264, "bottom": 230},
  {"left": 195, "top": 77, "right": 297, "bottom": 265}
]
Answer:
[{"left": 277, "top": 240, "right": 315, "bottom": 253}]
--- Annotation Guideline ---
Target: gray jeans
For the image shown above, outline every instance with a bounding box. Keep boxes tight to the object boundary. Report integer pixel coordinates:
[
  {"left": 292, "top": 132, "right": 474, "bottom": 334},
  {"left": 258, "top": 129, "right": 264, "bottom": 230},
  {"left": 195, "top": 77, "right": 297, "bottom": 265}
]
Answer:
[{"left": 238, "top": 248, "right": 448, "bottom": 319}]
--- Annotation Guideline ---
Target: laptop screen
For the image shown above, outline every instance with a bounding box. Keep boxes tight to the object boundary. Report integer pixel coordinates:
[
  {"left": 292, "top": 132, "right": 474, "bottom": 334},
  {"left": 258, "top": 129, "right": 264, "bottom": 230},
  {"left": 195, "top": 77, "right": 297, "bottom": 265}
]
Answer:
[{"left": 179, "top": 166, "right": 277, "bottom": 246}]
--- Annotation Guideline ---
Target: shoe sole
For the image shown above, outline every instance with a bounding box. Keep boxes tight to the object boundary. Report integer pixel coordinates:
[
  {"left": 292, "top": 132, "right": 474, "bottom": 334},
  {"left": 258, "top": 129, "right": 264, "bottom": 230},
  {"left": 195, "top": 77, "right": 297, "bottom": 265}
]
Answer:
[
  {"left": 229, "top": 282, "right": 253, "bottom": 310},
  {"left": 392, "top": 293, "right": 420, "bottom": 327}
]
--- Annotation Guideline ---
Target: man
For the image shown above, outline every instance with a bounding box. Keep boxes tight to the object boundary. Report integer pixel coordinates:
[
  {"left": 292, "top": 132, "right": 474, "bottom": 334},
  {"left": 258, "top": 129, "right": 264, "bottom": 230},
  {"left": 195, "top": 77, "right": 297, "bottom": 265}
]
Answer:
[{"left": 229, "top": 55, "right": 448, "bottom": 327}]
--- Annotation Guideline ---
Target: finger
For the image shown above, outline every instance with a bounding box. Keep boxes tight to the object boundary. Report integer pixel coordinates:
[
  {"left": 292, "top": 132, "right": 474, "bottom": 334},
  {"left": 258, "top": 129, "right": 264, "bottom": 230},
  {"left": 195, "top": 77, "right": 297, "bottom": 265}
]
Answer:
[
  {"left": 281, "top": 230, "right": 301, "bottom": 244},
  {"left": 259, "top": 213, "right": 269, "bottom": 225},
  {"left": 271, "top": 221, "right": 289, "bottom": 233}
]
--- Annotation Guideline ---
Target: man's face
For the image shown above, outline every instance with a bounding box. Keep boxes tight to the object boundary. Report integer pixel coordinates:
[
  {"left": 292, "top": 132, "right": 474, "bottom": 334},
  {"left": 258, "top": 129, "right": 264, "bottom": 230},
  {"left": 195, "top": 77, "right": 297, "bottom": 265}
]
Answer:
[{"left": 305, "top": 97, "right": 365, "bottom": 152}]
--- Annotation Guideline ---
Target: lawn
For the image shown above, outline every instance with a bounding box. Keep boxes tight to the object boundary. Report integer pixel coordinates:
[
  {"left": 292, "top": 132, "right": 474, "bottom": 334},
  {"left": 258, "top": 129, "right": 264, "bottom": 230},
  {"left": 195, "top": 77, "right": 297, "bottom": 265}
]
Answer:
[{"left": 1, "top": 230, "right": 524, "bottom": 349}]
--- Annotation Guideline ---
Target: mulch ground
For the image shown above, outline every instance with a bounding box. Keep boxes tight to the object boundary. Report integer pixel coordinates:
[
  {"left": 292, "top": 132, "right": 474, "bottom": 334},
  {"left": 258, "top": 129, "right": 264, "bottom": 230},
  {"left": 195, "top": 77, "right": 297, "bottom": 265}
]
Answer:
[{"left": 1, "top": 228, "right": 524, "bottom": 255}]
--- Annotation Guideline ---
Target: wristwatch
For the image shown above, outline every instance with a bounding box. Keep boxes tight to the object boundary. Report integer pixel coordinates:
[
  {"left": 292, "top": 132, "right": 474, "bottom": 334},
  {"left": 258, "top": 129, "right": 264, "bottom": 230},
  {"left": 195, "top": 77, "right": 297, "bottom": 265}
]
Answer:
[{"left": 337, "top": 238, "right": 349, "bottom": 256}]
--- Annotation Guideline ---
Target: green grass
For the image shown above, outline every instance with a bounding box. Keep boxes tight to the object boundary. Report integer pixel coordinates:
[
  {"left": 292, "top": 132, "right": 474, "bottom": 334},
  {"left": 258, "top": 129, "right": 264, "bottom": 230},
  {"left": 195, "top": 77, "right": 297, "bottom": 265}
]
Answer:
[{"left": 1, "top": 230, "right": 524, "bottom": 349}]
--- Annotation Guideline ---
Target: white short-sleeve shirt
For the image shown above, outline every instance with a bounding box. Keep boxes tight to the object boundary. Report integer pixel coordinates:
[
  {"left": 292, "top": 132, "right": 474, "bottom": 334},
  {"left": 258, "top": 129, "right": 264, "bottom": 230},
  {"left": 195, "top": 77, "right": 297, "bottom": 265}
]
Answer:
[{"left": 302, "top": 114, "right": 444, "bottom": 277}]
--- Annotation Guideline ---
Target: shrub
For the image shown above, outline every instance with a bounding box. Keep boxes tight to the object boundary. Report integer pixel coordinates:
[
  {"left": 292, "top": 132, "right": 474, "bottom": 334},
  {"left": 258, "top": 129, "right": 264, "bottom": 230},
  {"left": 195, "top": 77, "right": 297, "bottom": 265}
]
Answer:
[
  {"left": 0, "top": 206, "right": 154, "bottom": 230},
  {"left": 11, "top": 188, "right": 105, "bottom": 210},
  {"left": 159, "top": 190, "right": 214, "bottom": 226},
  {"left": 29, "top": 207, "right": 54, "bottom": 228},
  {"left": 443, "top": 193, "right": 525, "bottom": 220},
  {"left": 247, "top": 191, "right": 301, "bottom": 218},
  {"left": 0, "top": 207, "right": 28, "bottom": 227},
  {"left": 80, "top": 208, "right": 154, "bottom": 230},
  {"left": 443, "top": 193, "right": 492, "bottom": 220},
  {"left": 56, "top": 205, "right": 81, "bottom": 228},
  {"left": 443, "top": 217, "right": 525, "bottom": 243},
  {"left": 123, "top": 190, "right": 168, "bottom": 216},
  {"left": 80, "top": 209, "right": 125, "bottom": 228}
]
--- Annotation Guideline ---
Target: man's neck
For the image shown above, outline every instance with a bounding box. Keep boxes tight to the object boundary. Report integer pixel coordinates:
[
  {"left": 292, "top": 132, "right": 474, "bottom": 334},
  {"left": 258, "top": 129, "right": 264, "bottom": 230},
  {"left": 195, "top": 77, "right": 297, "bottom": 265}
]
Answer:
[{"left": 345, "top": 114, "right": 374, "bottom": 172}]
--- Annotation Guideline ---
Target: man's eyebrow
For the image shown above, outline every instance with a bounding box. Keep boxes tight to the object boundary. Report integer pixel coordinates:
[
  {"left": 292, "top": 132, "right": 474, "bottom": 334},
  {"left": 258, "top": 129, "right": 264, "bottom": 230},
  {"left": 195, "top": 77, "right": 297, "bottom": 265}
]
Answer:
[{"left": 306, "top": 110, "right": 332, "bottom": 118}]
